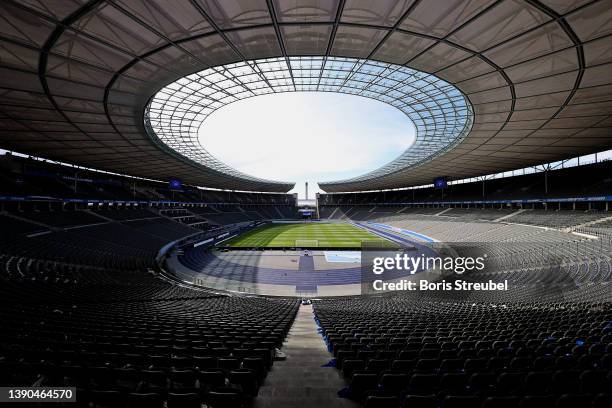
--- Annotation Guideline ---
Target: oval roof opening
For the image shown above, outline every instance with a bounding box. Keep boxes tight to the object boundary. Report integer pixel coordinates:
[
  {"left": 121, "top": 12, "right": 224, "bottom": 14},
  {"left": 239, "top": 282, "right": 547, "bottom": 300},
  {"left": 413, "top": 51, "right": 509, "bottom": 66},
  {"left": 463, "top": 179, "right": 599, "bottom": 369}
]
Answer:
[{"left": 199, "top": 92, "right": 416, "bottom": 197}]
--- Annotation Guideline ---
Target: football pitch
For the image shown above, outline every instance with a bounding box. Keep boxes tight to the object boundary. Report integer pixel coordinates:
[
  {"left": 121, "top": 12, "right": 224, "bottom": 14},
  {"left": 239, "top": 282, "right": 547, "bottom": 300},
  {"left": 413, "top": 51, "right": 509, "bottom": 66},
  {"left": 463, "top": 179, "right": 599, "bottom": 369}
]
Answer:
[{"left": 219, "top": 222, "right": 398, "bottom": 249}]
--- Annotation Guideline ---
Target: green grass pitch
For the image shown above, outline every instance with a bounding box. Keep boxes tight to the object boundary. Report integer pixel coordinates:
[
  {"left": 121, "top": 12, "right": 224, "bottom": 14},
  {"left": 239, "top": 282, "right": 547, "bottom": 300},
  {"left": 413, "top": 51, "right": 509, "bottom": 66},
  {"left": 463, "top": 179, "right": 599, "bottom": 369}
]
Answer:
[{"left": 219, "top": 222, "right": 397, "bottom": 248}]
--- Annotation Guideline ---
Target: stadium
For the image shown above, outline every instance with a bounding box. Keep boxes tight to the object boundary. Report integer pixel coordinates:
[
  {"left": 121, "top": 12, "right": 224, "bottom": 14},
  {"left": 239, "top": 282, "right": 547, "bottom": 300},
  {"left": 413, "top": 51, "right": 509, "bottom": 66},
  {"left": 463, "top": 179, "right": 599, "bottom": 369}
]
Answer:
[{"left": 1, "top": 1, "right": 612, "bottom": 407}]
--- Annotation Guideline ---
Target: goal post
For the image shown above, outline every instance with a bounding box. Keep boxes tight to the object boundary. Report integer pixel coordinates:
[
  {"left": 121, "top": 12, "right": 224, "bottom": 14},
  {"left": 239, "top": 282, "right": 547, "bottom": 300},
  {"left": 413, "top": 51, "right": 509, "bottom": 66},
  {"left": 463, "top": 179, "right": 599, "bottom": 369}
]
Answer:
[{"left": 295, "top": 239, "right": 318, "bottom": 248}]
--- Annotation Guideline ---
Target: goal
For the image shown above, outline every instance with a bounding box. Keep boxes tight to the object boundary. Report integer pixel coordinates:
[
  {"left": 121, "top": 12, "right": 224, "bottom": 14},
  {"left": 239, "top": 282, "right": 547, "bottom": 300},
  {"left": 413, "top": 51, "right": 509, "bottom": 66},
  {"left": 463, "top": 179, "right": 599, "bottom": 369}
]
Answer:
[{"left": 295, "top": 239, "right": 318, "bottom": 248}]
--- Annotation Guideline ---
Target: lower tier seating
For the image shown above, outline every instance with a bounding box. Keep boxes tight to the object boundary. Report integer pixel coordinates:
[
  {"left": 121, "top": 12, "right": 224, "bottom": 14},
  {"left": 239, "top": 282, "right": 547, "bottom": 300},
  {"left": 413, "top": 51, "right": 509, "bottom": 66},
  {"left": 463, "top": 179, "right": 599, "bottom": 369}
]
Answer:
[
  {"left": 0, "top": 205, "right": 300, "bottom": 407},
  {"left": 0, "top": 274, "right": 299, "bottom": 407},
  {"left": 314, "top": 294, "right": 612, "bottom": 408}
]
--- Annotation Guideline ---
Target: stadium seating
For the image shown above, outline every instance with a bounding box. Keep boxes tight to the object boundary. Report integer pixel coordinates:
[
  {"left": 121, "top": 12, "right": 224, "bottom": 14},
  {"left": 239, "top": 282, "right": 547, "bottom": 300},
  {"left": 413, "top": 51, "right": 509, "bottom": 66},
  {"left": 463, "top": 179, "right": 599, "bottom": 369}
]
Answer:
[
  {"left": 1, "top": 153, "right": 611, "bottom": 408},
  {"left": 91, "top": 207, "right": 157, "bottom": 221},
  {"left": 7, "top": 208, "right": 106, "bottom": 228},
  {"left": 0, "top": 154, "right": 297, "bottom": 208},
  {"left": 4, "top": 2, "right": 612, "bottom": 406},
  {"left": 0, "top": 205, "right": 300, "bottom": 407},
  {"left": 0, "top": 154, "right": 305, "bottom": 406},
  {"left": 314, "top": 293, "right": 612, "bottom": 408},
  {"left": 0, "top": 276, "right": 298, "bottom": 407},
  {"left": 318, "top": 161, "right": 612, "bottom": 207}
]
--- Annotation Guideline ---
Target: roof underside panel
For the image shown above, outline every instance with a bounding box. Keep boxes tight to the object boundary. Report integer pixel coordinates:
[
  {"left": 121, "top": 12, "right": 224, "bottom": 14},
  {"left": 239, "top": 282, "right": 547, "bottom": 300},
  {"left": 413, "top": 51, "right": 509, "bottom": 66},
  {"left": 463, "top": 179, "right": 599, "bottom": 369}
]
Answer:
[{"left": 0, "top": 0, "right": 611, "bottom": 192}]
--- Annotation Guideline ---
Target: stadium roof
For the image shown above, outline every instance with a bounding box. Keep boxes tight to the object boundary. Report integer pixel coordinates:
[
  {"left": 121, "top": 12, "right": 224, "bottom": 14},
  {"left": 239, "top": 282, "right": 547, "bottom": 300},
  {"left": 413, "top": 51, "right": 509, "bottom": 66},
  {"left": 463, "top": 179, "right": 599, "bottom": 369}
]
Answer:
[
  {"left": 146, "top": 56, "right": 472, "bottom": 190},
  {"left": 0, "top": 0, "right": 611, "bottom": 193}
]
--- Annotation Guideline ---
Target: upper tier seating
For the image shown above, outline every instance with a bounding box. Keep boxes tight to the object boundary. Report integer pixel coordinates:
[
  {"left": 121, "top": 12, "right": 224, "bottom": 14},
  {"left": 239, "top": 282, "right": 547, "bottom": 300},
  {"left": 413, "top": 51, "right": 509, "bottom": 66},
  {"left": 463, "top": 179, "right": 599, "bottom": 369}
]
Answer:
[
  {"left": 122, "top": 218, "right": 200, "bottom": 241},
  {"left": 317, "top": 161, "right": 612, "bottom": 205},
  {"left": 91, "top": 207, "right": 157, "bottom": 221},
  {"left": 0, "top": 154, "right": 298, "bottom": 207},
  {"left": 319, "top": 205, "right": 612, "bottom": 232},
  {"left": 506, "top": 210, "right": 607, "bottom": 229},
  {"left": 190, "top": 208, "right": 259, "bottom": 225},
  {"left": 7, "top": 209, "right": 106, "bottom": 228},
  {"left": 442, "top": 208, "right": 516, "bottom": 221},
  {"left": 0, "top": 213, "right": 47, "bottom": 236}
]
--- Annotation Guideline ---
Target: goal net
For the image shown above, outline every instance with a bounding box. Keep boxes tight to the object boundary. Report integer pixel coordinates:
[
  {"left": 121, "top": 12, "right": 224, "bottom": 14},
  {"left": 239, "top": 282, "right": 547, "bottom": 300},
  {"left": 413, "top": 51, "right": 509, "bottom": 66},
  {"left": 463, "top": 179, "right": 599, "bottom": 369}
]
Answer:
[{"left": 295, "top": 239, "right": 318, "bottom": 248}]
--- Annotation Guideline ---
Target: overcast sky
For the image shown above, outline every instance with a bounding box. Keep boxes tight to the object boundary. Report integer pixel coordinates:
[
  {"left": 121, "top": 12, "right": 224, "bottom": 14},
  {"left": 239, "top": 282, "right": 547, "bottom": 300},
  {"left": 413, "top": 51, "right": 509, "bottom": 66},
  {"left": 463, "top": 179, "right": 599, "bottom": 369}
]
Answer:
[{"left": 199, "top": 92, "right": 416, "bottom": 199}]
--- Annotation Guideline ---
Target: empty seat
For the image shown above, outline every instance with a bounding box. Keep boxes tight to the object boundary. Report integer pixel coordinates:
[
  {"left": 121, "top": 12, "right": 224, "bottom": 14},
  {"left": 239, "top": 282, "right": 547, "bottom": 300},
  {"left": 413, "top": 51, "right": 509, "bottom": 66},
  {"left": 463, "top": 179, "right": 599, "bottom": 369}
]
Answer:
[
  {"left": 482, "top": 396, "right": 520, "bottom": 408},
  {"left": 496, "top": 372, "right": 523, "bottom": 394},
  {"left": 439, "top": 373, "right": 467, "bottom": 396},
  {"left": 242, "top": 357, "right": 266, "bottom": 380},
  {"left": 336, "top": 350, "right": 355, "bottom": 368},
  {"left": 391, "top": 359, "right": 415, "bottom": 372},
  {"left": 556, "top": 394, "right": 592, "bottom": 408},
  {"left": 167, "top": 392, "right": 201, "bottom": 408},
  {"left": 199, "top": 370, "right": 226, "bottom": 392},
  {"left": 380, "top": 373, "right": 409, "bottom": 396},
  {"left": 441, "top": 395, "right": 480, "bottom": 408},
  {"left": 194, "top": 356, "right": 217, "bottom": 370},
  {"left": 228, "top": 369, "right": 259, "bottom": 397},
  {"left": 349, "top": 373, "right": 379, "bottom": 399},
  {"left": 342, "top": 359, "right": 366, "bottom": 378},
  {"left": 408, "top": 373, "right": 439, "bottom": 395},
  {"left": 533, "top": 356, "right": 554, "bottom": 370},
  {"left": 440, "top": 359, "right": 463, "bottom": 372},
  {"left": 520, "top": 395, "right": 555, "bottom": 408},
  {"left": 464, "top": 358, "right": 487, "bottom": 372},
  {"left": 509, "top": 357, "right": 531, "bottom": 370},
  {"left": 218, "top": 358, "right": 241, "bottom": 371},
  {"left": 555, "top": 356, "right": 577, "bottom": 369},
  {"left": 367, "top": 359, "right": 390, "bottom": 373},
  {"left": 168, "top": 370, "right": 197, "bottom": 395},
  {"left": 415, "top": 359, "right": 439, "bottom": 372},
  {"left": 550, "top": 371, "right": 580, "bottom": 394},
  {"left": 88, "top": 366, "right": 116, "bottom": 389},
  {"left": 580, "top": 370, "right": 609, "bottom": 393},
  {"left": 127, "top": 393, "right": 163, "bottom": 408},
  {"left": 141, "top": 370, "right": 167, "bottom": 388},
  {"left": 364, "top": 395, "right": 398, "bottom": 408},
  {"left": 524, "top": 371, "right": 552, "bottom": 395},
  {"left": 593, "top": 393, "right": 612, "bottom": 408},
  {"left": 91, "top": 390, "right": 124, "bottom": 408},
  {"left": 115, "top": 368, "right": 139, "bottom": 393},
  {"left": 402, "top": 394, "right": 436, "bottom": 408},
  {"left": 207, "top": 387, "right": 242, "bottom": 408},
  {"left": 171, "top": 356, "right": 192, "bottom": 369}
]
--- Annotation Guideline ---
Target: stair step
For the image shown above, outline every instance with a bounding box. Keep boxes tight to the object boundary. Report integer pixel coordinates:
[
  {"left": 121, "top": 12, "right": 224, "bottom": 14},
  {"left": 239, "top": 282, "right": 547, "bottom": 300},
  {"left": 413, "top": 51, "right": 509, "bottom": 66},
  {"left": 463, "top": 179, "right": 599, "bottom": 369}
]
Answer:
[
  {"left": 253, "top": 397, "right": 357, "bottom": 408},
  {"left": 252, "top": 304, "right": 358, "bottom": 408}
]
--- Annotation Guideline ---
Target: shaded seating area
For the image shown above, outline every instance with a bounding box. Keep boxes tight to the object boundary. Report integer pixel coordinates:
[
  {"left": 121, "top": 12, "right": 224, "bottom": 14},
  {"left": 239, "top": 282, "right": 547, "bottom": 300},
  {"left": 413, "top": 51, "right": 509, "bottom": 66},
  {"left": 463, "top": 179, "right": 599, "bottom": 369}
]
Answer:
[
  {"left": 314, "top": 294, "right": 612, "bottom": 408},
  {"left": 0, "top": 264, "right": 298, "bottom": 407}
]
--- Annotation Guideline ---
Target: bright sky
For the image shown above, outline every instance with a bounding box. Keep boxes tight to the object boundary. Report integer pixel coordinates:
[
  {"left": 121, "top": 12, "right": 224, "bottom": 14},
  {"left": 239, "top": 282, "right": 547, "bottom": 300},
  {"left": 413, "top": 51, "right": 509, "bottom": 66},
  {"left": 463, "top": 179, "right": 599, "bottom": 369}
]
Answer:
[{"left": 199, "top": 92, "right": 416, "bottom": 199}]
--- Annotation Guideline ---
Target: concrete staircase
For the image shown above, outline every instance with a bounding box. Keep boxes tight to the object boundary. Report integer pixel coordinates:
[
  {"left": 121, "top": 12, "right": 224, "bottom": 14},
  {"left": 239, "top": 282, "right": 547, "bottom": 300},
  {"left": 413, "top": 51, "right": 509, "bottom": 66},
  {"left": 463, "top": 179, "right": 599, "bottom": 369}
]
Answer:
[
  {"left": 565, "top": 214, "right": 612, "bottom": 232},
  {"left": 253, "top": 304, "right": 358, "bottom": 408},
  {"left": 435, "top": 207, "right": 453, "bottom": 216},
  {"left": 495, "top": 208, "right": 527, "bottom": 222},
  {"left": 328, "top": 207, "right": 340, "bottom": 219}
]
